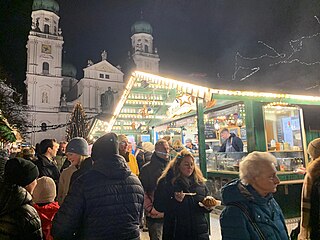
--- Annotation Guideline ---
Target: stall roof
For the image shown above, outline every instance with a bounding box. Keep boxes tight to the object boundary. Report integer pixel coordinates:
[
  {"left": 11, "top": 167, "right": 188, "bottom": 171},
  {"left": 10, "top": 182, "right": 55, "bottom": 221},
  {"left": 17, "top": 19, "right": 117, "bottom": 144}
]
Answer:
[{"left": 89, "top": 71, "right": 320, "bottom": 140}]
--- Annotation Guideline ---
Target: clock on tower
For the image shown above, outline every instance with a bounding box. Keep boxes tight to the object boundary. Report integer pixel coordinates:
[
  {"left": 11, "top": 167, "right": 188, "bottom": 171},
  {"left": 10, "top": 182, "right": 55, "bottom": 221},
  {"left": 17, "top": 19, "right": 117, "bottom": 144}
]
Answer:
[{"left": 41, "top": 44, "right": 52, "bottom": 54}]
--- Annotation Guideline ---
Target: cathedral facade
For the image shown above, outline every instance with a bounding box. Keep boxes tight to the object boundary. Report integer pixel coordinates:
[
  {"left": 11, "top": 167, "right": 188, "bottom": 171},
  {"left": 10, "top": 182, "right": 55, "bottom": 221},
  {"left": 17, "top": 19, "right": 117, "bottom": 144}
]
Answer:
[{"left": 24, "top": 0, "right": 159, "bottom": 145}]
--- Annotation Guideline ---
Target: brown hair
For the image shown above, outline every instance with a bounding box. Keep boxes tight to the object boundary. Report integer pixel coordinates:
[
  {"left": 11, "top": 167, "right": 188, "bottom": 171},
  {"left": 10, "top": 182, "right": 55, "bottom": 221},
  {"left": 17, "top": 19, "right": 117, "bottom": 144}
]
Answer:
[{"left": 158, "top": 149, "right": 206, "bottom": 185}]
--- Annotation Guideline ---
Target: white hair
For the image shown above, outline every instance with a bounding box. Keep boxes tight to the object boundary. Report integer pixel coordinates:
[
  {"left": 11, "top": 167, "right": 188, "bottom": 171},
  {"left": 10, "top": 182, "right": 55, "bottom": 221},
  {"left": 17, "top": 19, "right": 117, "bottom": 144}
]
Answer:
[{"left": 239, "top": 151, "right": 277, "bottom": 185}]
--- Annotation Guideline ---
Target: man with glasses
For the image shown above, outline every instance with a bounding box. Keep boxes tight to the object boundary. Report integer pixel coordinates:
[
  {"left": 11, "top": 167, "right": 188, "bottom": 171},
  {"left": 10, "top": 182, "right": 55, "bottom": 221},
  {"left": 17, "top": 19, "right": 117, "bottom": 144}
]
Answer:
[{"left": 118, "top": 134, "right": 139, "bottom": 176}]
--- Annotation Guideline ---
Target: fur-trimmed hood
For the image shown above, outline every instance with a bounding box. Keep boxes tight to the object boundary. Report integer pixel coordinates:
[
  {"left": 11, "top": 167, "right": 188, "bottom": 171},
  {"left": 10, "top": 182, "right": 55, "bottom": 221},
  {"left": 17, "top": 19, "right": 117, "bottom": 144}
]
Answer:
[{"left": 306, "top": 158, "right": 320, "bottom": 180}]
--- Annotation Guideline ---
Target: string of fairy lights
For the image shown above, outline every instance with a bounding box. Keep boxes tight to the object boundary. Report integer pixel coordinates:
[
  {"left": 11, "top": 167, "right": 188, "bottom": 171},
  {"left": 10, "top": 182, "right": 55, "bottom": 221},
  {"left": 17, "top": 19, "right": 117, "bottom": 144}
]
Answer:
[{"left": 233, "top": 16, "right": 320, "bottom": 82}]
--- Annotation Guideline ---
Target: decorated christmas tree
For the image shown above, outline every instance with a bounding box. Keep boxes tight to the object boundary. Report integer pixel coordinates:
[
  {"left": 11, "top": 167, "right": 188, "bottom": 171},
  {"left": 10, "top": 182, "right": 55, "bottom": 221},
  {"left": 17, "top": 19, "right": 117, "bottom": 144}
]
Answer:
[{"left": 66, "top": 102, "right": 89, "bottom": 141}]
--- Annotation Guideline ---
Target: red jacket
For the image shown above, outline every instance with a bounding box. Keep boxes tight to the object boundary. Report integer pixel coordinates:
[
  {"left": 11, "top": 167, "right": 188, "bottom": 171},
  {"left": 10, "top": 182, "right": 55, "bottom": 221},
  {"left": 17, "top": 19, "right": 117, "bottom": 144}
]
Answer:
[{"left": 33, "top": 202, "right": 60, "bottom": 240}]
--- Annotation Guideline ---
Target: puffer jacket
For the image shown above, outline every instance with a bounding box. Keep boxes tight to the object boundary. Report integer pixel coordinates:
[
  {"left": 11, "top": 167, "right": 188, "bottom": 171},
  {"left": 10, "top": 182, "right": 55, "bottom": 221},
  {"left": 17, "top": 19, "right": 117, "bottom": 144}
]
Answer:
[
  {"left": 34, "top": 202, "right": 60, "bottom": 240},
  {"left": 0, "top": 183, "right": 43, "bottom": 240},
  {"left": 154, "top": 170, "right": 211, "bottom": 240},
  {"left": 220, "top": 179, "right": 289, "bottom": 240},
  {"left": 52, "top": 154, "right": 144, "bottom": 240}
]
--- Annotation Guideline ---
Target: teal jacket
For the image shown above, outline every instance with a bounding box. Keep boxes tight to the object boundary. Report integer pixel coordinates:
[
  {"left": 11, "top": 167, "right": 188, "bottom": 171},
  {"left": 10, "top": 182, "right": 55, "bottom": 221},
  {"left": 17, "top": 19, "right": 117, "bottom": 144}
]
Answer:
[{"left": 220, "top": 179, "right": 289, "bottom": 240}]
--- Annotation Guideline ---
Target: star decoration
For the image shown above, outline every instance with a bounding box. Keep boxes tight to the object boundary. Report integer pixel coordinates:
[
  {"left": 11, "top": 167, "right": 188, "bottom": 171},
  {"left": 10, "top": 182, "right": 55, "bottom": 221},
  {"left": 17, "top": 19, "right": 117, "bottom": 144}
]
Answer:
[{"left": 176, "top": 94, "right": 194, "bottom": 107}]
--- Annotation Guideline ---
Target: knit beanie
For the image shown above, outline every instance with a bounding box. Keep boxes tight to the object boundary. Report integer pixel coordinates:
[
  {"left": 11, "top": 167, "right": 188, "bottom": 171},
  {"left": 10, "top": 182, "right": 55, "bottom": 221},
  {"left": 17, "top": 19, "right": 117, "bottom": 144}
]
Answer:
[
  {"left": 4, "top": 157, "right": 39, "bottom": 187},
  {"left": 308, "top": 138, "right": 320, "bottom": 160},
  {"left": 91, "top": 132, "right": 119, "bottom": 161},
  {"left": 66, "top": 137, "right": 89, "bottom": 156},
  {"left": 142, "top": 142, "right": 155, "bottom": 152},
  {"left": 32, "top": 176, "right": 56, "bottom": 204}
]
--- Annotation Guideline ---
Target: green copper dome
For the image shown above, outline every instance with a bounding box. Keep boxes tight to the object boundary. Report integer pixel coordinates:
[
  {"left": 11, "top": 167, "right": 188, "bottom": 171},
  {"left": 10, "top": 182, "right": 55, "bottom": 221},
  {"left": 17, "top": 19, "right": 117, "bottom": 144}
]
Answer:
[
  {"left": 32, "top": 0, "right": 59, "bottom": 14},
  {"left": 62, "top": 62, "right": 77, "bottom": 78},
  {"left": 131, "top": 20, "right": 153, "bottom": 34}
]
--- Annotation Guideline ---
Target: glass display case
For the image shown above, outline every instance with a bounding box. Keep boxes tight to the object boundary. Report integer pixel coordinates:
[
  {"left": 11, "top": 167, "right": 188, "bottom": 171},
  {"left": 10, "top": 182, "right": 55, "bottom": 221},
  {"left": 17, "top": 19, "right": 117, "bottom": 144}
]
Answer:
[
  {"left": 263, "top": 104, "right": 304, "bottom": 149},
  {"left": 263, "top": 103, "right": 306, "bottom": 169},
  {"left": 207, "top": 152, "right": 247, "bottom": 172}
]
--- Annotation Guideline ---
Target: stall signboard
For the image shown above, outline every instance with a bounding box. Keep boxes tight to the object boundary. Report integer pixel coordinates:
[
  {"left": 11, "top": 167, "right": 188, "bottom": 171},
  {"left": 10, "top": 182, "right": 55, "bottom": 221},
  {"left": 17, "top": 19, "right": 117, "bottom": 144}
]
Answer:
[{"left": 204, "top": 123, "right": 217, "bottom": 139}]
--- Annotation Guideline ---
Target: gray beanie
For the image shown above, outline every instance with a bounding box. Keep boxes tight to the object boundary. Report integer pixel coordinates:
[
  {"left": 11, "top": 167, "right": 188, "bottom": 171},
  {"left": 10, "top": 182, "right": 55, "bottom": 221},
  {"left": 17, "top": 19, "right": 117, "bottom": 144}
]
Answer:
[{"left": 66, "top": 137, "right": 89, "bottom": 156}]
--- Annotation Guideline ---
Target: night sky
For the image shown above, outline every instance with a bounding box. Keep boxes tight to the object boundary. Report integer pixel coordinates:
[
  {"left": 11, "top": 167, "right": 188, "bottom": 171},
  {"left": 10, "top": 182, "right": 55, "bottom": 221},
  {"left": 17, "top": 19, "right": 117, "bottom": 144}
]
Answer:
[{"left": 1, "top": 0, "right": 320, "bottom": 94}]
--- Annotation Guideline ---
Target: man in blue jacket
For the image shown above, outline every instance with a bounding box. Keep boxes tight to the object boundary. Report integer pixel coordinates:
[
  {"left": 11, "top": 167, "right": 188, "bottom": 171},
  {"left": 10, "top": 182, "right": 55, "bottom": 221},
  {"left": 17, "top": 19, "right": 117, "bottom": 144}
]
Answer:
[{"left": 52, "top": 133, "right": 144, "bottom": 240}]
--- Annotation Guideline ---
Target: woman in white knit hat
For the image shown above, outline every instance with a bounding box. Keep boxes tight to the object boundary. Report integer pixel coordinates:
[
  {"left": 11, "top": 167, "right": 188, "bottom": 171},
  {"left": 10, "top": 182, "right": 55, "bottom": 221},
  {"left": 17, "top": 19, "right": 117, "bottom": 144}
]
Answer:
[{"left": 57, "top": 137, "right": 89, "bottom": 205}]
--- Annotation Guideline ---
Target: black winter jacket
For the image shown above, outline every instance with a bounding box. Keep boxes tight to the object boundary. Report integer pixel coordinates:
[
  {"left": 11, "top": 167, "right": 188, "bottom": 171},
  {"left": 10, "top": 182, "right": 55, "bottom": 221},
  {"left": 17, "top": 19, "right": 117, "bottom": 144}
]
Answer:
[
  {"left": 154, "top": 170, "right": 210, "bottom": 240},
  {"left": 52, "top": 154, "right": 144, "bottom": 240},
  {"left": 34, "top": 154, "right": 60, "bottom": 185},
  {"left": 218, "top": 133, "right": 244, "bottom": 152},
  {"left": 139, "top": 153, "right": 169, "bottom": 193},
  {"left": 0, "top": 183, "right": 43, "bottom": 240}
]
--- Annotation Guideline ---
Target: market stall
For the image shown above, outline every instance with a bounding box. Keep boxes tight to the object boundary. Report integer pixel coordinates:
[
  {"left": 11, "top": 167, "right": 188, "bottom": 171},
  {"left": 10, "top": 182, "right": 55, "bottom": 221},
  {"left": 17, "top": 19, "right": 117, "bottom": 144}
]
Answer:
[{"left": 89, "top": 71, "right": 320, "bottom": 218}]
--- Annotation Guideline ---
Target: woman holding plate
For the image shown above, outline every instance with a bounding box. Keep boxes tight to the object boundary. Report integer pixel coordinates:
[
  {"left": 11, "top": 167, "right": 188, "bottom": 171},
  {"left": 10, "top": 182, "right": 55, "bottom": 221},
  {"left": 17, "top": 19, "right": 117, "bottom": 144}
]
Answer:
[{"left": 154, "top": 149, "right": 215, "bottom": 240}]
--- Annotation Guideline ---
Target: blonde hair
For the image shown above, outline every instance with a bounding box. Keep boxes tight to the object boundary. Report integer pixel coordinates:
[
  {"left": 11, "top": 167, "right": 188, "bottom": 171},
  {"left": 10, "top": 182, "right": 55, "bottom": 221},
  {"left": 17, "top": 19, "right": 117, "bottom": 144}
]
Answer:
[
  {"left": 158, "top": 149, "right": 206, "bottom": 185},
  {"left": 239, "top": 151, "right": 277, "bottom": 184},
  {"left": 172, "top": 139, "right": 184, "bottom": 149}
]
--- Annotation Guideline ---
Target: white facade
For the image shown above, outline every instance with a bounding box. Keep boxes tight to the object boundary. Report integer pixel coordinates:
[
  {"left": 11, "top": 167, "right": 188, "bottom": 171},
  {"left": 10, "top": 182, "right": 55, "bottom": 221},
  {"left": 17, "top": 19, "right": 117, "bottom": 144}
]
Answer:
[
  {"left": 25, "top": 2, "right": 159, "bottom": 145},
  {"left": 79, "top": 59, "right": 124, "bottom": 113}
]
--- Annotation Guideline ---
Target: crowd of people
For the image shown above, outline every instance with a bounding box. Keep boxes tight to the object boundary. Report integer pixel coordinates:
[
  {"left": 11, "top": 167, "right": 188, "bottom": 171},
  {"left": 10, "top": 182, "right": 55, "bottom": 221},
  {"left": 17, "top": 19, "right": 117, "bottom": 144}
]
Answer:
[{"left": 1, "top": 133, "right": 320, "bottom": 240}]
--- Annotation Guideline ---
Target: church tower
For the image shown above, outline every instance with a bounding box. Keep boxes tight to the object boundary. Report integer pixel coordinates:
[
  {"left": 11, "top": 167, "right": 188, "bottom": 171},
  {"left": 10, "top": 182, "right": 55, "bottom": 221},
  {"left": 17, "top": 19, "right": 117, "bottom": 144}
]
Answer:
[
  {"left": 25, "top": 0, "right": 63, "bottom": 112},
  {"left": 131, "top": 19, "right": 160, "bottom": 73},
  {"left": 25, "top": 0, "right": 66, "bottom": 144}
]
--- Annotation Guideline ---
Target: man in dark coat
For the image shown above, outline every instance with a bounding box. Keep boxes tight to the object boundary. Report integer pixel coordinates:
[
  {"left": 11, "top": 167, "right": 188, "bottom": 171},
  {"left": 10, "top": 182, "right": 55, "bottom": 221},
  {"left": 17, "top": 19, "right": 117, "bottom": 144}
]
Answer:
[
  {"left": 52, "top": 132, "right": 144, "bottom": 240},
  {"left": 139, "top": 139, "right": 170, "bottom": 240},
  {"left": 0, "top": 157, "right": 43, "bottom": 240},
  {"left": 34, "top": 139, "right": 60, "bottom": 186},
  {"left": 218, "top": 128, "right": 244, "bottom": 152}
]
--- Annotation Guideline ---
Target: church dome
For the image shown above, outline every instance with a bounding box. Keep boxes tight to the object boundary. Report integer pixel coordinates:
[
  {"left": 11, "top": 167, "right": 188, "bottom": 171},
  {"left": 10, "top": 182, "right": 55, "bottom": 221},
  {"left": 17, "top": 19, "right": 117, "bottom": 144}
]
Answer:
[
  {"left": 32, "top": 0, "right": 59, "bottom": 14},
  {"left": 62, "top": 62, "right": 77, "bottom": 78},
  {"left": 131, "top": 20, "right": 153, "bottom": 34}
]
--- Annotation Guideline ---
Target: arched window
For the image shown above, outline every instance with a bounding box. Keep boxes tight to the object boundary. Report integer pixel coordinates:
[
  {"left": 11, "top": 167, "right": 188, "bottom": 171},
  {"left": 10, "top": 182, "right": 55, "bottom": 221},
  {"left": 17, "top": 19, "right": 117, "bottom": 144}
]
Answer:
[
  {"left": 42, "top": 62, "right": 49, "bottom": 74},
  {"left": 144, "top": 45, "right": 149, "bottom": 53},
  {"left": 44, "top": 24, "right": 49, "bottom": 33},
  {"left": 41, "top": 92, "right": 49, "bottom": 103}
]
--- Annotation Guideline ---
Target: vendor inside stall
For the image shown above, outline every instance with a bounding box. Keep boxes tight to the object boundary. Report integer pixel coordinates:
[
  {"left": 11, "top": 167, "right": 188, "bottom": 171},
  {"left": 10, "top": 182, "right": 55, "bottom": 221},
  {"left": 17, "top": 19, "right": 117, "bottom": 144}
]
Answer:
[{"left": 218, "top": 128, "right": 244, "bottom": 152}]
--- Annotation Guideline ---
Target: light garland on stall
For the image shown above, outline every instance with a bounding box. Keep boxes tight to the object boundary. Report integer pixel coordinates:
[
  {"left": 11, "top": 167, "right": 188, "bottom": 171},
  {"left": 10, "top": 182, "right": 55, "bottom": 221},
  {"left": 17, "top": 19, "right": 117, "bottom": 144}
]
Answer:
[{"left": 88, "top": 70, "right": 320, "bottom": 140}]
